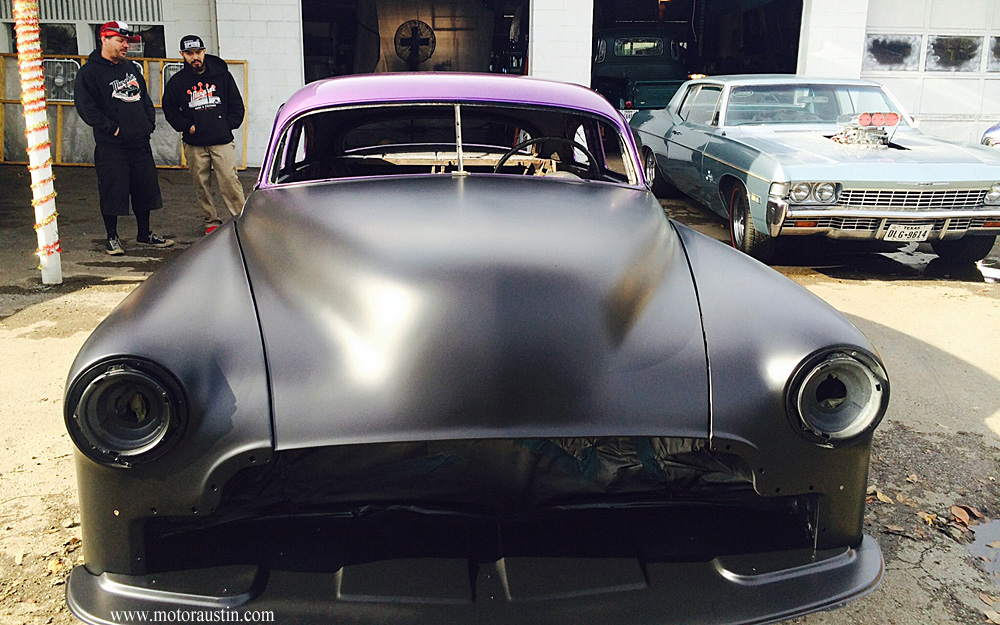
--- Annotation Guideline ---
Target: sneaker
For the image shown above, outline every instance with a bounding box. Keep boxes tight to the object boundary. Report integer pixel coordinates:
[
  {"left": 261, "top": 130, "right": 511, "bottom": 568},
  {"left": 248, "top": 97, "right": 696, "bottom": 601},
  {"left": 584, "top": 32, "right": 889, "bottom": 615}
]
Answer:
[
  {"left": 105, "top": 237, "right": 124, "bottom": 255},
  {"left": 205, "top": 225, "right": 218, "bottom": 235},
  {"left": 137, "top": 232, "right": 175, "bottom": 248}
]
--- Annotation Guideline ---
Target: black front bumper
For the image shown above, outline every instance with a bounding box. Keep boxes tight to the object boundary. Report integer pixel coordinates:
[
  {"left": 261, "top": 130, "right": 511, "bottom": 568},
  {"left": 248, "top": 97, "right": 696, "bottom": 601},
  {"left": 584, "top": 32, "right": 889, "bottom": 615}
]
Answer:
[{"left": 67, "top": 535, "right": 881, "bottom": 625}]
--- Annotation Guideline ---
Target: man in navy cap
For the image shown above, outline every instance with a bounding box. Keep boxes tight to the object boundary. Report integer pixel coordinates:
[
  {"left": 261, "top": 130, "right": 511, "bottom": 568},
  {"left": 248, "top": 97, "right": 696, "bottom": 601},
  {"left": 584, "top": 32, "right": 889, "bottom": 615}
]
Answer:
[
  {"left": 74, "top": 20, "right": 174, "bottom": 254},
  {"left": 163, "top": 34, "right": 246, "bottom": 235}
]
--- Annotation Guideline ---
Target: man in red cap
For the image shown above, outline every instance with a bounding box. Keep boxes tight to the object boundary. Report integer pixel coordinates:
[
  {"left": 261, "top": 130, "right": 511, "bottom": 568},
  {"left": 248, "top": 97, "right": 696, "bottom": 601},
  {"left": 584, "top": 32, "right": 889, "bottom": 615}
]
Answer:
[{"left": 74, "top": 21, "right": 174, "bottom": 255}]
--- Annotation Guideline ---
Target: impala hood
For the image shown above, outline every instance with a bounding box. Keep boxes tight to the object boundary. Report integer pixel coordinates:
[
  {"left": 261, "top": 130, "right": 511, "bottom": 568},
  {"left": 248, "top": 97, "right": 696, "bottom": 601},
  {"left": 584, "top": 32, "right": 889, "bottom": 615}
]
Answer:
[
  {"left": 722, "top": 127, "right": 1000, "bottom": 180},
  {"left": 238, "top": 175, "right": 708, "bottom": 450}
]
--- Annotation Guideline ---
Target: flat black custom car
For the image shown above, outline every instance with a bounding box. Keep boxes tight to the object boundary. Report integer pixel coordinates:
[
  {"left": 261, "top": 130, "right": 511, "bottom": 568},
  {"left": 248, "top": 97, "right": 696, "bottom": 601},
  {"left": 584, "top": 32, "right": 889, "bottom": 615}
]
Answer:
[{"left": 65, "top": 73, "right": 889, "bottom": 625}]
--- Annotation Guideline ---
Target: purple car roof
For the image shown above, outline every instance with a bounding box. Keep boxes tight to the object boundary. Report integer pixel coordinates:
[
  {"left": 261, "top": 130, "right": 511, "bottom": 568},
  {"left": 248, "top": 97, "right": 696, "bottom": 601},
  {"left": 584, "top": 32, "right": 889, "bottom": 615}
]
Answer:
[
  {"left": 260, "top": 72, "right": 643, "bottom": 188},
  {"left": 277, "top": 72, "right": 621, "bottom": 125}
]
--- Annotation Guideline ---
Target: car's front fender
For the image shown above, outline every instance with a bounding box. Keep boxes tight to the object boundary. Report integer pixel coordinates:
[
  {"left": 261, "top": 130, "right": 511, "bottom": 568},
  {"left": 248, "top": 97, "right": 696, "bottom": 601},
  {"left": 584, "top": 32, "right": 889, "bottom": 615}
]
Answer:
[
  {"left": 676, "top": 224, "right": 885, "bottom": 549},
  {"left": 65, "top": 223, "right": 272, "bottom": 575}
]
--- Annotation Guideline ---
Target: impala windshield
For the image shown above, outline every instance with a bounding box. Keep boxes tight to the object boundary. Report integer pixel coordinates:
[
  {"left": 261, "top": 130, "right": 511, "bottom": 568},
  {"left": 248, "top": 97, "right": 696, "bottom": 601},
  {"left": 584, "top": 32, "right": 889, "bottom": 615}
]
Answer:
[{"left": 724, "top": 84, "right": 906, "bottom": 126}]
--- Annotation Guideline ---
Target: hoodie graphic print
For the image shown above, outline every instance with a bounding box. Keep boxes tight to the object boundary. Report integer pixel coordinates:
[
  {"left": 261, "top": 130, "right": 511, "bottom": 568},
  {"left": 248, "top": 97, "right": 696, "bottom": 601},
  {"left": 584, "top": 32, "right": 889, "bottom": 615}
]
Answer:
[
  {"left": 110, "top": 74, "right": 142, "bottom": 102},
  {"left": 187, "top": 82, "right": 222, "bottom": 110}
]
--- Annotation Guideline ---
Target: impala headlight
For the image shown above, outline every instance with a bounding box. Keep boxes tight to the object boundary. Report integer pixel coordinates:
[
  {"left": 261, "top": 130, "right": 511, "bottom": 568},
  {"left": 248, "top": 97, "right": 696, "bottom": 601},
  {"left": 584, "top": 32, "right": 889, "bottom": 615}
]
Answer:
[
  {"left": 788, "top": 182, "right": 838, "bottom": 204},
  {"left": 985, "top": 182, "right": 1000, "bottom": 204},
  {"left": 788, "top": 349, "right": 888, "bottom": 443},
  {"left": 814, "top": 182, "right": 838, "bottom": 203},
  {"left": 66, "top": 359, "right": 186, "bottom": 467},
  {"left": 790, "top": 182, "right": 812, "bottom": 203}
]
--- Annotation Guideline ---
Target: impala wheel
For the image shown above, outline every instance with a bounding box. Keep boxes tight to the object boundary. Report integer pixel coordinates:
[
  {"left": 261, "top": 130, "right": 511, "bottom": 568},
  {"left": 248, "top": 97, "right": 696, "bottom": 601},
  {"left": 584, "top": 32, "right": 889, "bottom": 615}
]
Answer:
[{"left": 728, "top": 184, "right": 776, "bottom": 263}]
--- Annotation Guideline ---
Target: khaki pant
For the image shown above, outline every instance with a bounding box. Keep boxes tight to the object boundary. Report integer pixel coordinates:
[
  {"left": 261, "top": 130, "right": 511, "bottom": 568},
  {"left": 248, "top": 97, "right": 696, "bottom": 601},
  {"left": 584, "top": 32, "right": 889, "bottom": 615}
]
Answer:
[{"left": 183, "top": 142, "right": 245, "bottom": 228}]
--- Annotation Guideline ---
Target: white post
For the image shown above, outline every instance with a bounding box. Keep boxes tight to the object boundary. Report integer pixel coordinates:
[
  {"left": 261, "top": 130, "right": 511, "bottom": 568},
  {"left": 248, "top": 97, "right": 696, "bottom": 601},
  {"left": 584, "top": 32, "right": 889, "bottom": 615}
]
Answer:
[
  {"left": 14, "top": 0, "right": 62, "bottom": 285},
  {"left": 527, "top": 0, "right": 594, "bottom": 86}
]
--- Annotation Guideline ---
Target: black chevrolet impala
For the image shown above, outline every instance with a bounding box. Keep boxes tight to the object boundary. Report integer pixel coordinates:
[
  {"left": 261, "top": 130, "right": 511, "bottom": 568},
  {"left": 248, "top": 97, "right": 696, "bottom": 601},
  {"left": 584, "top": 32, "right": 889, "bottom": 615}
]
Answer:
[{"left": 65, "top": 73, "right": 888, "bottom": 624}]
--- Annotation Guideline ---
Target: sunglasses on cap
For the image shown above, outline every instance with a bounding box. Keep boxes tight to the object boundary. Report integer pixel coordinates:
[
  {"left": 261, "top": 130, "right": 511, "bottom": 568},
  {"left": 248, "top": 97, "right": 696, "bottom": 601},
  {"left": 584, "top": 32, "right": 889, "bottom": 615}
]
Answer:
[{"left": 101, "top": 25, "right": 140, "bottom": 42}]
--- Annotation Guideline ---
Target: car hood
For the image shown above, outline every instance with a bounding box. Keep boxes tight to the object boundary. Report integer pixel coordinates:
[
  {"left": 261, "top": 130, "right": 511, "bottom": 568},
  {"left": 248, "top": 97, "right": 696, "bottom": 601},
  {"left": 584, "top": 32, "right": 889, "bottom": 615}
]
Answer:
[
  {"left": 238, "top": 175, "right": 709, "bottom": 450},
  {"left": 723, "top": 127, "right": 1000, "bottom": 179}
]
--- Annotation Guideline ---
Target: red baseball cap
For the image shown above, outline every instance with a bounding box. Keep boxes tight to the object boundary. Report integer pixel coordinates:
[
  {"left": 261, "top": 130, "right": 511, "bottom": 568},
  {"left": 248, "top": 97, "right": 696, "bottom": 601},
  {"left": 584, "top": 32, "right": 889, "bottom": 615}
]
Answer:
[{"left": 100, "top": 21, "right": 140, "bottom": 43}]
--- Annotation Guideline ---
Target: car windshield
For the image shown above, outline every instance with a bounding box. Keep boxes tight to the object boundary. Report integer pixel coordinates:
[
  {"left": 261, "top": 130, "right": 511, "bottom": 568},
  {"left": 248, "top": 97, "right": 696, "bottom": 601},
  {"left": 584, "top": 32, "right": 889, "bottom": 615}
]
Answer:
[
  {"left": 270, "top": 102, "right": 635, "bottom": 185},
  {"left": 724, "top": 84, "right": 906, "bottom": 126}
]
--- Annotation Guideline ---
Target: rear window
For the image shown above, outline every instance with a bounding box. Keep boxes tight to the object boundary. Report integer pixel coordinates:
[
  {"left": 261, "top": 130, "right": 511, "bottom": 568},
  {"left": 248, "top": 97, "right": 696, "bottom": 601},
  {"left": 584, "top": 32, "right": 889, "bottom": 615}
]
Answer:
[{"left": 615, "top": 38, "right": 663, "bottom": 57}]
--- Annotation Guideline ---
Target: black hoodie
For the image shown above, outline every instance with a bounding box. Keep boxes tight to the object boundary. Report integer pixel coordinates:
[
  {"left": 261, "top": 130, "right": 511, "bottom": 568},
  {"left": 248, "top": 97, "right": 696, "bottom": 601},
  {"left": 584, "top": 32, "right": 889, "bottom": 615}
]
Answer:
[
  {"left": 74, "top": 49, "right": 155, "bottom": 147},
  {"left": 162, "top": 54, "right": 245, "bottom": 147}
]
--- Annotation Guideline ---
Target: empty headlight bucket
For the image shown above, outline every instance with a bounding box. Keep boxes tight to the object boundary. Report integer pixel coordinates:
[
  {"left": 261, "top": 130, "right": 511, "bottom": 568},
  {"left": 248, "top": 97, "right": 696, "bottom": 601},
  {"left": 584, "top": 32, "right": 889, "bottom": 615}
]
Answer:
[
  {"left": 790, "top": 182, "right": 812, "bottom": 203},
  {"left": 787, "top": 348, "right": 889, "bottom": 443},
  {"left": 985, "top": 182, "right": 1000, "bottom": 204},
  {"left": 65, "top": 359, "right": 186, "bottom": 467},
  {"left": 813, "top": 182, "right": 838, "bottom": 203}
]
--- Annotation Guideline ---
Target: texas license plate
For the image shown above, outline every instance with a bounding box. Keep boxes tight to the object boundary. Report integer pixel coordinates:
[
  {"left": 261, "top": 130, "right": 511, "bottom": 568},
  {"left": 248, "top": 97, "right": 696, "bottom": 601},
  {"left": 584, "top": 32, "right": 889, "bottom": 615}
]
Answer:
[{"left": 883, "top": 223, "right": 933, "bottom": 242}]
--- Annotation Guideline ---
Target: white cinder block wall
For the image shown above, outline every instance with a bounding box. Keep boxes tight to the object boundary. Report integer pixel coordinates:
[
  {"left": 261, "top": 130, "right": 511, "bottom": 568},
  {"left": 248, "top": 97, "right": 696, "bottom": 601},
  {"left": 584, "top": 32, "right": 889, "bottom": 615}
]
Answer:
[
  {"left": 797, "top": 0, "right": 870, "bottom": 78},
  {"left": 165, "top": 0, "right": 215, "bottom": 54},
  {"left": 215, "top": 0, "right": 304, "bottom": 166},
  {"left": 527, "top": 0, "right": 593, "bottom": 88}
]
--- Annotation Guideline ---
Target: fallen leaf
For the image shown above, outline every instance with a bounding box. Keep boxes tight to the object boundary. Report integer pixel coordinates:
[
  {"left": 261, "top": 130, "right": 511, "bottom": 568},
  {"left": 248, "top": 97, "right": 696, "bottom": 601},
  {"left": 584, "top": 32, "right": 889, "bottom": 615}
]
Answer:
[
  {"left": 988, "top": 541, "right": 1000, "bottom": 549},
  {"left": 866, "top": 485, "right": 878, "bottom": 495},
  {"left": 986, "top": 609, "right": 1000, "bottom": 624},
  {"left": 918, "top": 511, "right": 939, "bottom": 525},
  {"left": 961, "top": 505, "right": 985, "bottom": 519},
  {"left": 877, "top": 490, "right": 894, "bottom": 504},
  {"left": 14, "top": 552, "right": 25, "bottom": 566},
  {"left": 981, "top": 592, "right": 995, "bottom": 606},
  {"left": 45, "top": 558, "right": 64, "bottom": 575},
  {"left": 906, "top": 473, "right": 919, "bottom": 483},
  {"left": 896, "top": 493, "right": 917, "bottom": 507},
  {"left": 953, "top": 505, "right": 971, "bottom": 525},
  {"left": 885, "top": 524, "right": 907, "bottom": 533}
]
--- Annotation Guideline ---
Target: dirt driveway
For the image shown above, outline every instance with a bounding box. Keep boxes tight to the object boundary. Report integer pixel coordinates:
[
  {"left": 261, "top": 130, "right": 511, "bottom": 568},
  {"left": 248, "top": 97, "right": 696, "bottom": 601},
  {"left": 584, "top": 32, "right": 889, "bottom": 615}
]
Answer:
[{"left": 1, "top": 164, "right": 999, "bottom": 624}]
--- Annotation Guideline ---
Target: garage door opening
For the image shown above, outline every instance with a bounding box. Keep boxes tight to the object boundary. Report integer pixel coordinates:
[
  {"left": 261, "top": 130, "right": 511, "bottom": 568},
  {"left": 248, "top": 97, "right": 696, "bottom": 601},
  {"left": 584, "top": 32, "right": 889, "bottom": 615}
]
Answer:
[
  {"left": 592, "top": 0, "right": 801, "bottom": 114},
  {"left": 301, "top": 0, "right": 529, "bottom": 82}
]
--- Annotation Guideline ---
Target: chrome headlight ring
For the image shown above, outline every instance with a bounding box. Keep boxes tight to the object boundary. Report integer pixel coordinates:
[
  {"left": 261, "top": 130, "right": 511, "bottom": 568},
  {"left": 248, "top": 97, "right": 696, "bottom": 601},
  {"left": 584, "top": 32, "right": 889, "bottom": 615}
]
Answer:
[
  {"left": 985, "top": 182, "right": 1000, "bottom": 204},
  {"left": 65, "top": 359, "right": 187, "bottom": 468},
  {"left": 814, "top": 182, "right": 838, "bottom": 203},
  {"left": 786, "top": 181, "right": 839, "bottom": 205},
  {"left": 790, "top": 182, "right": 812, "bottom": 203},
  {"left": 786, "top": 348, "right": 889, "bottom": 445}
]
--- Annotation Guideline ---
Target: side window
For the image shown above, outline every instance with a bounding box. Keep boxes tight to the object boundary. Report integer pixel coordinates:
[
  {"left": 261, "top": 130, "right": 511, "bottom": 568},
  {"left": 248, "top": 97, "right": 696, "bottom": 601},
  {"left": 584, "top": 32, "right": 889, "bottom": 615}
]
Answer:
[
  {"left": 676, "top": 86, "right": 700, "bottom": 121},
  {"left": 599, "top": 123, "right": 629, "bottom": 179},
  {"left": 572, "top": 124, "right": 590, "bottom": 165},
  {"left": 273, "top": 119, "right": 313, "bottom": 183},
  {"left": 575, "top": 120, "right": 630, "bottom": 182},
  {"left": 677, "top": 85, "right": 722, "bottom": 126}
]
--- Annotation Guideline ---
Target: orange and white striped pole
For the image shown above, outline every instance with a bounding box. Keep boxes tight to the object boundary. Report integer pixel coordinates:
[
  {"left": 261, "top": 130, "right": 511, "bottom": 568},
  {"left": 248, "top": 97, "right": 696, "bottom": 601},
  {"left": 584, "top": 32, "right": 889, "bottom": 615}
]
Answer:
[{"left": 14, "top": 0, "right": 62, "bottom": 284}]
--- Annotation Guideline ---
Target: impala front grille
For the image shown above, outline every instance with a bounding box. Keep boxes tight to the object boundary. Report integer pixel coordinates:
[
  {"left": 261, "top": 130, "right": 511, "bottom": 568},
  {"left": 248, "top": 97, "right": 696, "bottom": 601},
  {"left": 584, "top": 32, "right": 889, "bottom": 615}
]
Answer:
[{"left": 839, "top": 189, "right": 986, "bottom": 210}]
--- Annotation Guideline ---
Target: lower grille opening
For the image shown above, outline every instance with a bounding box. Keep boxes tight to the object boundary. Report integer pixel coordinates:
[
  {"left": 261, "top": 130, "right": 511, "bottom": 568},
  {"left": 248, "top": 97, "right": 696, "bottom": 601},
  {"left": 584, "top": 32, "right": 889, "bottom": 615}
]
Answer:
[
  {"left": 143, "top": 437, "right": 815, "bottom": 578},
  {"left": 144, "top": 499, "right": 815, "bottom": 574}
]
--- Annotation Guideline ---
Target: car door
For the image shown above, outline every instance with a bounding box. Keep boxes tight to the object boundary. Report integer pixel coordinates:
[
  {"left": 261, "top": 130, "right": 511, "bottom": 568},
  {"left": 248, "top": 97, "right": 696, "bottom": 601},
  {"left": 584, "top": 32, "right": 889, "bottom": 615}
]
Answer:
[{"left": 663, "top": 84, "right": 722, "bottom": 201}]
